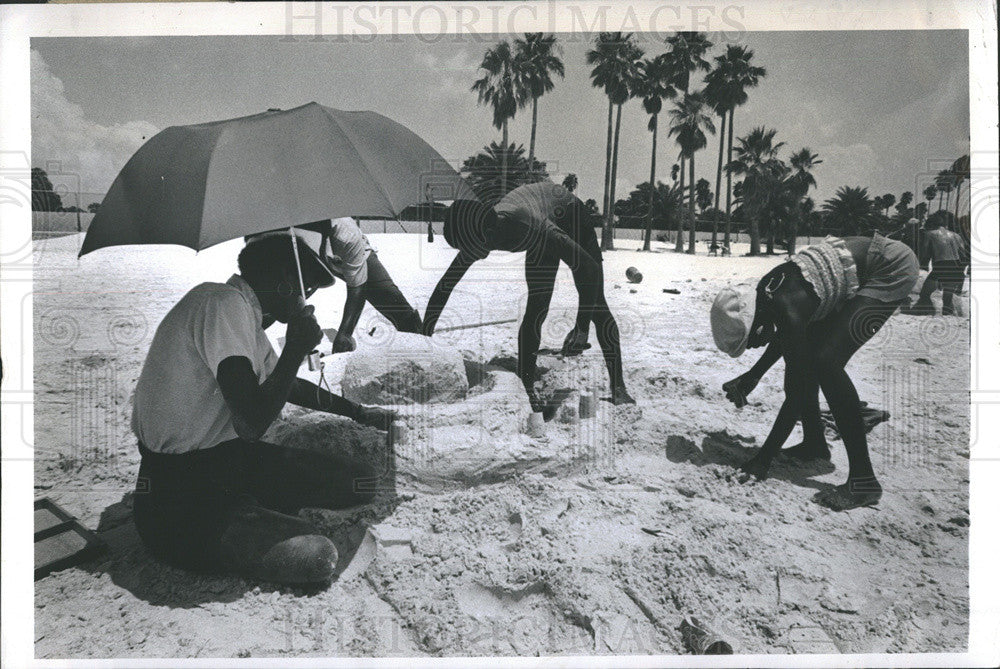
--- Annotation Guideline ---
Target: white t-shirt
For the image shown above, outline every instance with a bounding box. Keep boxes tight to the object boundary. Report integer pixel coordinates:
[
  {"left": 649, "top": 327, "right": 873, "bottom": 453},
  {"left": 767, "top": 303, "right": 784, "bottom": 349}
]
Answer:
[
  {"left": 131, "top": 274, "right": 278, "bottom": 454},
  {"left": 297, "top": 217, "right": 372, "bottom": 288}
]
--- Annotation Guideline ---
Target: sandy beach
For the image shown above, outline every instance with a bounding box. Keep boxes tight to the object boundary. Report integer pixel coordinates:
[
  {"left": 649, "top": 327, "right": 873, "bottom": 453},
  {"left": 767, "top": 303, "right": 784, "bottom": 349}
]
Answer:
[{"left": 32, "top": 231, "right": 969, "bottom": 657}]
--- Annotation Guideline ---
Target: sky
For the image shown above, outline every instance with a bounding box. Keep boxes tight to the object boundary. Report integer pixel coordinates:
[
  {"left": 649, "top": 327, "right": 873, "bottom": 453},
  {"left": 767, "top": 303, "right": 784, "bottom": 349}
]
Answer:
[{"left": 31, "top": 31, "right": 968, "bottom": 209}]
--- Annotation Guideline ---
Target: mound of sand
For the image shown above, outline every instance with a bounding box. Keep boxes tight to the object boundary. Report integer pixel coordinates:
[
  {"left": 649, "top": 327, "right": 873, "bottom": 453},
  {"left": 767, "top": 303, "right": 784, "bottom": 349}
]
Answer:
[{"left": 341, "top": 332, "right": 469, "bottom": 405}]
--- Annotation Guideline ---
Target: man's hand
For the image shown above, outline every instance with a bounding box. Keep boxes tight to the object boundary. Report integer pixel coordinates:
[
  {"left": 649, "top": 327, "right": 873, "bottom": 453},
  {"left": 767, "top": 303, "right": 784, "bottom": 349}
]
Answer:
[
  {"left": 723, "top": 373, "right": 759, "bottom": 408},
  {"left": 285, "top": 302, "right": 322, "bottom": 358},
  {"left": 331, "top": 333, "right": 357, "bottom": 354},
  {"left": 355, "top": 405, "right": 396, "bottom": 431}
]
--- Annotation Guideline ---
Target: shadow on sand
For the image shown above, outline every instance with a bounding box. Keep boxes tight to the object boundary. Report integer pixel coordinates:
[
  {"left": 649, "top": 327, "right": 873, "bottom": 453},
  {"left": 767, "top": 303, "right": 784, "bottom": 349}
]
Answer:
[{"left": 664, "top": 430, "right": 837, "bottom": 493}]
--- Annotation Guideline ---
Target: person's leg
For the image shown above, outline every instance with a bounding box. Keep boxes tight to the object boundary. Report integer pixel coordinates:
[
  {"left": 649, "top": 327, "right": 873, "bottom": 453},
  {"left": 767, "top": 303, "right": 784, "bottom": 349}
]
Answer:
[
  {"left": 810, "top": 296, "right": 897, "bottom": 509},
  {"left": 362, "top": 253, "right": 422, "bottom": 333},
  {"left": 217, "top": 496, "right": 339, "bottom": 584},
  {"left": 589, "top": 284, "right": 634, "bottom": 404},
  {"left": 243, "top": 441, "right": 379, "bottom": 514},
  {"left": 938, "top": 261, "right": 959, "bottom": 315},
  {"left": 779, "top": 369, "right": 831, "bottom": 461},
  {"left": 904, "top": 266, "right": 938, "bottom": 314},
  {"left": 133, "top": 441, "right": 338, "bottom": 583},
  {"left": 519, "top": 254, "right": 559, "bottom": 410},
  {"left": 563, "top": 229, "right": 603, "bottom": 355}
]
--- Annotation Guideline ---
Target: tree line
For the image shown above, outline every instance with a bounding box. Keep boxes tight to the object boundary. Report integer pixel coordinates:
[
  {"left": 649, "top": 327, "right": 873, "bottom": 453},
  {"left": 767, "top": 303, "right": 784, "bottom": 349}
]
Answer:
[{"left": 461, "top": 31, "right": 971, "bottom": 256}]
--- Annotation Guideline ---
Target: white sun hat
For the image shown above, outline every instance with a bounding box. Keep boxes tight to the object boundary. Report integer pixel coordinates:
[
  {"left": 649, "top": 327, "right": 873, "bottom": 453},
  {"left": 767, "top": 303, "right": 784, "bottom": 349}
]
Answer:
[{"left": 711, "top": 284, "right": 757, "bottom": 358}]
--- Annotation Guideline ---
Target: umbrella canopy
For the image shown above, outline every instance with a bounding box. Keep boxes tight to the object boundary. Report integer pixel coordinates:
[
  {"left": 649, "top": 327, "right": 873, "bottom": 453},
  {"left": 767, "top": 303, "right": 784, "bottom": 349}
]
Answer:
[{"left": 80, "top": 102, "right": 474, "bottom": 256}]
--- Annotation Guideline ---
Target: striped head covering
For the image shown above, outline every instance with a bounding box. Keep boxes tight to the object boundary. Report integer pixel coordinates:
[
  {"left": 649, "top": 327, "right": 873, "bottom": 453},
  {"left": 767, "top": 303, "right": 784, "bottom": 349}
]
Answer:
[{"left": 790, "top": 236, "right": 859, "bottom": 321}]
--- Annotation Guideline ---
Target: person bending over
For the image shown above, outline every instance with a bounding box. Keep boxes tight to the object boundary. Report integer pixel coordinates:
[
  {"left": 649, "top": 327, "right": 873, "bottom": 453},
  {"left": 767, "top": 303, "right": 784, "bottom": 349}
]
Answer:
[
  {"left": 257, "top": 217, "right": 423, "bottom": 353},
  {"left": 712, "top": 233, "right": 918, "bottom": 510},
  {"left": 422, "top": 182, "right": 635, "bottom": 414},
  {"left": 131, "top": 234, "right": 393, "bottom": 584}
]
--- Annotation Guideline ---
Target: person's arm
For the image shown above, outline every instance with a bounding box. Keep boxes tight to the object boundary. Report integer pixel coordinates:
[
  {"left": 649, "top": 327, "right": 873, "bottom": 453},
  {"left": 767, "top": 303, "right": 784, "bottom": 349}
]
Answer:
[
  {"left": 216, "top": 302, "right": 322, "bottom": 442},
  {"left": 422, "top": 252, "right": 477, "bottom": 336},
  {"left": 287, "top": 377, "right": 396, "bottom": 429},
  {"left": 723, "top": 340, "right": 782, "bottom": 407},
  {"left": 918, "top": 232, "right": 931, "bottom": 270},
  {"left": 332, "top": 284, "right": 366, "bottom": 351}
]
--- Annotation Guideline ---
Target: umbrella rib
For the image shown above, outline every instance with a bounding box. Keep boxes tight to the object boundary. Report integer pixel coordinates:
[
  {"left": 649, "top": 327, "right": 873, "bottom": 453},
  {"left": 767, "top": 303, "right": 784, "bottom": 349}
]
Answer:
[{"left": 320, "top": 110, "right": 399, "bottom": 218}]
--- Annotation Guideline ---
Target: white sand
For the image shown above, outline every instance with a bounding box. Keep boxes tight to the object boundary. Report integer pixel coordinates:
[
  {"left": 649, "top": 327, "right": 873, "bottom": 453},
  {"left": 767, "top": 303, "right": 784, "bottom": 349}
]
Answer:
[{"left": 33, "top": 233, "right": 969, "bottom": 657}]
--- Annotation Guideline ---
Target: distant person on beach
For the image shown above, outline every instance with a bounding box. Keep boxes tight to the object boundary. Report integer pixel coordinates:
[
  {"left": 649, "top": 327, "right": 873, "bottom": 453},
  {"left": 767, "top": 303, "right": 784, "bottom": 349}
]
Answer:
[
  {"left": 131, "top": 234, "right": 393, "bottom": 584},
  {"left": 422, "top": 182, "right": 635, "bottom": 414},
  {"left": 902, "top": 216, "right": 969, "bottom": 316},
  {"left": 712, "top": 233, "right": 918, "bottom": 510},
  {"left": 253, "top": 217, "right": 423, "bottom": 353}
]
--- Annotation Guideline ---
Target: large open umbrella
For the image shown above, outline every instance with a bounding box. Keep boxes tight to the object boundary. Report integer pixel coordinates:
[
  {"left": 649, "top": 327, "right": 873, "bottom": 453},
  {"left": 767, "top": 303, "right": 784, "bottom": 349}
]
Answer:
[{"left": 80, "top": 102, "right": 475, "bottom": 268}]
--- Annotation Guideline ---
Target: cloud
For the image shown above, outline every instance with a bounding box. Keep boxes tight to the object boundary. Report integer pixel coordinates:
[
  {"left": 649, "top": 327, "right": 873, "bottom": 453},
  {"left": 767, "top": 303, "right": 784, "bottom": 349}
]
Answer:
[{"left": 31, "top": 49, "right": 159, "bottom": 196}]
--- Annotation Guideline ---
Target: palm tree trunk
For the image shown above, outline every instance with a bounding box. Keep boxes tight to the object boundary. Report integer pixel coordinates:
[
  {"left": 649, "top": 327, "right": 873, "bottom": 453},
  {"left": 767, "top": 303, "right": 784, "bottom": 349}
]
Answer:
[
  {"left": 643, "top": 116, "right": 657, "bottom": 251},
  {"left": 711, "top": 110, "right": 726, "bottom": 250},
  {"left": 501, "top": 121, "right": 509, "bottom": 201},
  {"left": 953, "top": 181, "right": 962, "bottom": 226},
  {"left": 608, "top": 103, "right": 624, "bottom": 252},
  {"left": 724, "top": 111, "right": 734, "bottom": 251},
  {"left": 936, "top": 192, "right": 942, "bottom": 212},
  {"left": 601, "top": 99, "right": 614, "bottom": 251},
  {"left": 687, "top": 153, "right": 697, "bottom": 253},
  {"left": 749, "top": 211, "right": 761, "bottom": 255},
  {"left": 675, "top": 154, "right": 686, "bottom": 252},
  {"left": 528, "top": 97, "right": 539, "bottom": 179},
  {"left": 766, "top": 214, "right": 775, "bottom": 255}
]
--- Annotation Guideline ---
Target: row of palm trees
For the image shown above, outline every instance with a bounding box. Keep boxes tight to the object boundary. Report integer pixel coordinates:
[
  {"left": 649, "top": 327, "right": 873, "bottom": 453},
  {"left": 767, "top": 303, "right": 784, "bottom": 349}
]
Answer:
[{"left": 469, "top": 33, "right": 968, "bottom": 256}]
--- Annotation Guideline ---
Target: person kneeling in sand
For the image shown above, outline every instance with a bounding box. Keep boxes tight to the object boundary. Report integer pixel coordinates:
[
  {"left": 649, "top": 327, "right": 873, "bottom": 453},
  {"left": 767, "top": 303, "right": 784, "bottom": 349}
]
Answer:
[
  {"left": 131, "top": 234, "right": 393, "bottom": 584},
  {"left": 711, "top": 233, "right": 918, "bottom": 510},
  {"left": 422, "top": 182, "right": 635, "bottom": 415}
]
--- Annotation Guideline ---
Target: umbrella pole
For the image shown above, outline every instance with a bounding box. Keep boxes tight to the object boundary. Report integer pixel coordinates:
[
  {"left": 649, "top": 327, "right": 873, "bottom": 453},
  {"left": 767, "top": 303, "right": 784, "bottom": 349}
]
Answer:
[
  {"left": 288, "top": 226, "right": 319, "bottom": 371},
  {"left": 288, "top": 226, "right": 308, "bottom": 298}
]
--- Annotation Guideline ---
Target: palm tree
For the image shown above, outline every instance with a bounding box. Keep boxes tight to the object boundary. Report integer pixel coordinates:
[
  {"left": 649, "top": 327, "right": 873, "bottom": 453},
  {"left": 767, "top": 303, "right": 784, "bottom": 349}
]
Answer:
[
  {"left": 513, "top": 33, "right": 565, "bottom": 175},
  {"left": 695, "top": 178, "right": 712, "bottom": 213},
  {"left": 727, "top": 127, "right": 784, "bottom": 255},
  {"left": 922, "top": 184, "right": 937, "bottom": 219},
  {"left": 951, "top": 154, "right": 970, "bottom": 229},
  {"left": 663, "top": 32, "right": 713, "bottom": 252},
  {"left": 934, "top": 170, "right": 952, "bottom": 212},
  {"left": 668, "top": 91, "right": 716, "bottom": 254},
  {"left": 703, "top": 45, "right": 766, "bottom": 253},
  {"left": 881, "top": 193, "right": 895, "bottom": 217},
  {"left": 561, "top": 173, "right": 578, "bottom": 193},
  {"left": 822, "top": 186, "right": 878, "bottom": 236},
  {"left": 460, "top": 141, "right": 547, "bottom": 206},
  {"left": 587, "top": 32, "right": 643, "bottom": 251},
  {"left": 632, "top": 54, "right": 676, "bottom": 250},
  {"left": 786, "top": 148, "right": 822, "bottom": 254},
  {"left": 472, "top": 41, "right": 524, "bottom": 199},
  {"left": 896, "top": 190, "right": 913, "bottom": 220}
]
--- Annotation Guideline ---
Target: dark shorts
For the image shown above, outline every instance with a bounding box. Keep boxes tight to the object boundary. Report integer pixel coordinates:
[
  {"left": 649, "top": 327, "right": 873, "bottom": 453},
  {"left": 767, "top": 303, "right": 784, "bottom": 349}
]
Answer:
[
  {"left": 133, "top": 439, "right": 375, "bottom": 572},
  {"left": 928, "top": 260, "right": 965, "bottom": 292}
]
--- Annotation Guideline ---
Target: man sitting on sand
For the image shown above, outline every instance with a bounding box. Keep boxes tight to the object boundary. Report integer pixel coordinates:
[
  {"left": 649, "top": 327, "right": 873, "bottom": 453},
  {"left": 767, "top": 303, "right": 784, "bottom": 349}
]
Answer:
[
  {"left": 902, "top": 216, "right": 968, "bottom": 316},
  {"left": 712, "top": 233, "right": 918, "bottom": 510},
  {"left": 131, "top": 234, "right": 393, "bottom": 584},
  {"left": 422, "top": 182, "right": 635, "bottom": 415},
  {"left": 282, "top": 217, "right": 423, "bottom": 352}
]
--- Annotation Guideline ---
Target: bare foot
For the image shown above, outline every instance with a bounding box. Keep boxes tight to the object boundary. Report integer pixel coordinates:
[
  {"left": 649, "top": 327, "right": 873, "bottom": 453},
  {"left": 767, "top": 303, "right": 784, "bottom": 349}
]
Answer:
[
  {"left": 738, "top": 454, "right": 771, "bottom": 482},
  {"left": 778, "top": 441, "right": 832, "bottom": 462},
  {"left": 605, "top": 386, "right": 636, "bottom": 406},
  {"left": 814, "top": 478, "right": 882, "bottom": 511}
]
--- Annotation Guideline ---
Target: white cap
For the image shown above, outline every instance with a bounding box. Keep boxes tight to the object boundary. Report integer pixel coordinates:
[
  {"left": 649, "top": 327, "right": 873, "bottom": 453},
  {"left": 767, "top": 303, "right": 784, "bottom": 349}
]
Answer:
[{"left": 711, "top": 284, "right": 756, "bottom": 358}]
